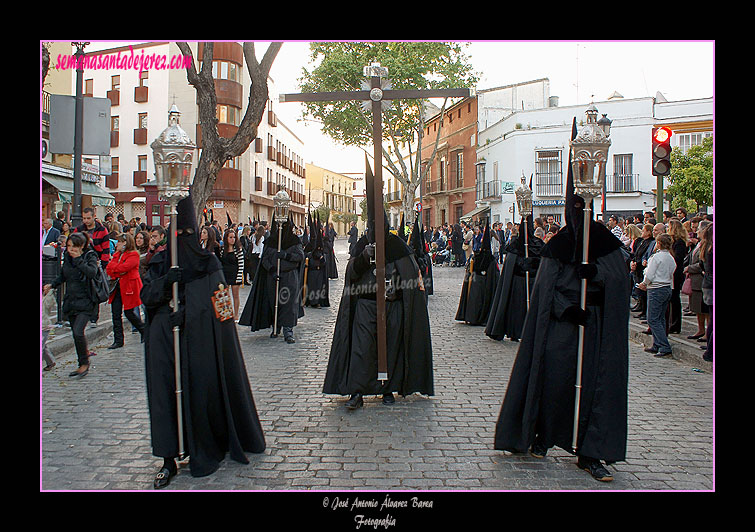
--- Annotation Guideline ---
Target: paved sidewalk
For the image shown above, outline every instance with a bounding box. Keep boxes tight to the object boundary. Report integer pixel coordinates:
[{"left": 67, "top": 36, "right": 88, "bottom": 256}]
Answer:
[{"left": 41, "top": 239, "right": 713, "bottom": 491}]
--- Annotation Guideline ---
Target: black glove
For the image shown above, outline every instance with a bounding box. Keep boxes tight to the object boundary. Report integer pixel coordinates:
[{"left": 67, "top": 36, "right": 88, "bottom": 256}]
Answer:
[
  {"left": 166, "top": 267, "right": 183, "bottom": 284},
  {"left": 523, "top": 257, "right": 540, "bottom": 272},
  {"left": 362, "top": 244, "right": 375, "bottom": 260},
  {"left": 563, "top": 305, "right": 589, "bottom": 326},
  {"left": 577, "top": 263, "right": 598, "bottom": 280},
  {"left": 169, "top": 307, "right": 185, "bottom": 328},
  {"left": 272, "top": 274, "right": 281, "bottom": 282},
  {"left": 276, "top": 250, "right": 287, "bottom": 261}
]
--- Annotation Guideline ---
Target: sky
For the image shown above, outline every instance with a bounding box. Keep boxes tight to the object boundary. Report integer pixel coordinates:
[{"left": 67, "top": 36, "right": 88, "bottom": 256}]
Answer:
[{"left": 83, "top": 40, "right": 715, "bottom": 176}]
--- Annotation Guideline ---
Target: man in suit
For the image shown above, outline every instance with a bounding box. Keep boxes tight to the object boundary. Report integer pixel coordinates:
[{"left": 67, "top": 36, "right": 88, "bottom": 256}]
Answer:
[{"left": 42, "top": 218, "right": 61, "bottom": 245}]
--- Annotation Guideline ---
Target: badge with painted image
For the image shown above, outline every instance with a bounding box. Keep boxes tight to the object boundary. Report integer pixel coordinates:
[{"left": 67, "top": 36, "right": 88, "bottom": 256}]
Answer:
[{"left": 212, "top": 284, "right": 234, "bottom": 322}]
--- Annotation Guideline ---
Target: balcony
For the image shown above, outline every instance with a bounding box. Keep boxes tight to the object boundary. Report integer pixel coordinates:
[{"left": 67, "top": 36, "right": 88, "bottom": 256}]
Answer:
[
  {"left": 107, "top": 89, "right": 119, "bottom": 106},
  {"left": 384, "top": 190, "right": 402, "bottom": 203},
  {"left": 106, "top": 172, "right": 119, "bottom": 189},
  {"left": 134, "top": 86, "right": 148, "bottom": 103},
  {"left": 267, "top": 146, "right": 276, "bottom": 162},
  {"left": 607, "top": 173, "right": 639, "bottom": 193},
  {"left": 110, "top": 130, "right": 119, "bottom": 148},
  {"left": 213, "top": 167, "right": 242, "bottom": 200},
  {"left": 133, "top": 128, "right": 147, "bottom": 145},
  {"left": 255, "top": 176, "right": 263, "bottom": 191},
  {"left": 254, "top": 138, "right": 263, "bottom": 153},
  {"left": 481, "top": 180, "right": 501, "bottom": 200},
  {"left": 133, "top": 170, "right": 147, "bottom": 187},
  {"left": 268, "top": 110, "right": 277, "bottom": 127}
]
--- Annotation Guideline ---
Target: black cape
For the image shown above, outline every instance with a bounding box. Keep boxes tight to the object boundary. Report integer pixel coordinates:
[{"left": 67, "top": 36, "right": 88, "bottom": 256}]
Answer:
[
  {"left": 455, "top": 227, "right": 499, "bottom": 325},
  {"left": 485, "top": 225, "right": 543, "bottom": 342},
  {"left": 239, "top": 241, "right": 305, "bottom": 331},
  {"left": 493, "top": 224, "right": 630, "bottom": 463},
  {"left": 322, "top": 233, "right": 433, "bottom": 397},
  {"left": 323, "top": 229, "right": 338, "bottom": 279},
  {"left": 141, "top": 203, "right": 265, "bottom": 478}
]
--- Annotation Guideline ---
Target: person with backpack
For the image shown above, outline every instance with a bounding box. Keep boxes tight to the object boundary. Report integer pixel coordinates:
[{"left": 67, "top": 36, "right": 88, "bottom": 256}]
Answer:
[{"left": 43, "top": 232, "right": 101, "bottom": 377}]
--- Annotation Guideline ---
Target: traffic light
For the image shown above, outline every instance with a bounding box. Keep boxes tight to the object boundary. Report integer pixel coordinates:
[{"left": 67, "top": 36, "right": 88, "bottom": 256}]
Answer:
[{"left": 652, "top": 126, "right": 673, "bottom": 176}]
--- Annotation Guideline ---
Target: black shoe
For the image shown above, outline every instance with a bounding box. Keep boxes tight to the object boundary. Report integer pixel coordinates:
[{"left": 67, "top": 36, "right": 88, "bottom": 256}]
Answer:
[
  {"left": 284, "top": 335, "right": 295, "bottom": 344},
  {"left": 644, "top": 347, "right": 658, "bottom": 354},
  {"left": 68, "top": 365, "right": 89, "bottom": 378},
  {"left": 382, "top": 393, "right": 395, "bottom": 405},
  {"left": 345, "top": 394, "right": 363, "bottom": 410},
  {"left": 654, "top": 352, "right": 672, "bottom": 358},
  {"left": 530, "top": 441, "right": 548, "bottom": 459},
  {"left": 577, "top": 457, "right": 613, "bottom": 482},
  {"left": 702, "top": 354, "right": 712, "bottom": 362},
  {"left": 108, "top": 342, "right": 124, "bottom": 349},
  {"left": 154, "top": 465, "right": 177, "bottom": 489}
]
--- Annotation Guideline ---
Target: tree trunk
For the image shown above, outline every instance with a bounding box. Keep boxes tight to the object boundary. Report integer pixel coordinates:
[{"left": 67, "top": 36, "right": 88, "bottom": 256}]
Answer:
[{"left": 176, "top": 42, "right": 281, "bottom": 224}]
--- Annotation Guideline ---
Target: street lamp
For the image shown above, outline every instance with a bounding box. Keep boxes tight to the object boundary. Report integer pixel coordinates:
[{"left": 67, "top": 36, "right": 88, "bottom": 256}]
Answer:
[
  {"left": 150, "top": 104, "right": 196, "bottom": 461},
  {"left": 568, "top": 103, "right": 611, "bottom": 455},
  {"left": 271, "top": 190, "right": 291, "bottom": 338},
  {"left": 514, "top": 173, "right": 533, "bottom": 309}
]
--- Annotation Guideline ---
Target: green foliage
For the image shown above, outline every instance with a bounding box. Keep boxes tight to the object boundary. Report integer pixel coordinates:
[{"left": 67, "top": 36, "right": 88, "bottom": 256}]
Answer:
[
  {"left": 298, "top": 42, "right": 479, "bottom": 148},
  {"left": 667, "top": 136, "right": 713, "bottom": 211}
]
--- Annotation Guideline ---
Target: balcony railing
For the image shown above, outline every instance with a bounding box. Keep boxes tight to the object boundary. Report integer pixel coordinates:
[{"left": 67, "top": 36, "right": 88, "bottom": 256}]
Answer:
[{"left": 607, "top": 173, "right": 639, "bottom": 193}]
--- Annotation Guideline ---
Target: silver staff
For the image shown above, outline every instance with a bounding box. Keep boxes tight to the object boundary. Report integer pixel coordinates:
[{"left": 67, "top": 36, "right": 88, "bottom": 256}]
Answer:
[
  {"left": 569, "top": 104, "right": 611, "bottom": 454},
  {"left": 271, "top": 190, "right": 291, "bottom": 338},
  {"left": 514, "top": 174, "right": 533, "bottom": 310},
  {"left": 151, "top": 105, "right": 196, "bottom": 460}
]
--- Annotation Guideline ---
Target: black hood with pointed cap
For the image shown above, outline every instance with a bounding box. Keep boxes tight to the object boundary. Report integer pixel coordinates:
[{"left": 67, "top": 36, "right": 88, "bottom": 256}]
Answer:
[
  {"left": 167, "top": 193, "right": 221, "bottom": 282},
  {"left": 266, "top": 212, "right": 300, "bottom": 251},
  {"left": 506, "top": 214, "right": 544, "bottom": 257},
  {"left": 352, "top": 155, "right": 411, "bottom": 261},
  {"left": 472, "top": 223, "right": 494, "bottom": 272},
  {"left": 542, "top": 117, "right": 621, "bottom": 263}
]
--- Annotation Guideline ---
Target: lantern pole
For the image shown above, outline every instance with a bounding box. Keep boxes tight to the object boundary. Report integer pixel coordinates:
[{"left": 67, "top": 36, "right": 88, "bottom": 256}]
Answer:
[
  {"left": 150, "top": 105, "right": 195, "bottom": 461},
  {"left": 271, "top": 190, "right": 291, "bottom": 338},
  {"left": 515, "top": 173, "right": 533, "bottom": 310},
  {"left": 569, "top": 104, "right": 610, "bottom": 454}
]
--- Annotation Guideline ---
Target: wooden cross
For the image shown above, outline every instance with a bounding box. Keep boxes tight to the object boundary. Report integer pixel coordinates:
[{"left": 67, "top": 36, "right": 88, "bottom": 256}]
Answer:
[{"left": 280, "top": 62, "right": 470, "bottom": 383}]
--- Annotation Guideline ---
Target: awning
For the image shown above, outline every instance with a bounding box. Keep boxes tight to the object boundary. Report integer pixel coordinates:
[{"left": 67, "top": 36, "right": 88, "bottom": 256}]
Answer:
[
  {"left": 460, "top": 204, "right": 490, "bottom": 221},
  {"left": 42, "top": 173, "right": 116, "bottom": 207}
]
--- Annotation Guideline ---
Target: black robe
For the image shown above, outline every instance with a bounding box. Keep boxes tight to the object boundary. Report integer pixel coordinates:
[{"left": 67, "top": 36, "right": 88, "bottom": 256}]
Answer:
[
  {"left": 494, "top": 224, "right": 630, "bottom": 463},
  {"left": 323, "top": 234, "right": 433, "bottom": 397},
  {"left": 485, "top": 236, "right": 543, "bottom": 341},
  {"left": 301, "top": 250, "right": 330, "bottom": 307},
  {"left": 455, "top": 250, "right": 499, "bottom": 325},
  {"left": 324, "top": 231, "right": 338, "bottom": 279},
  {"left": 239, "top": 242, "right": 304, "bottom": 332},
  {"left": 141, "top": 247, "right": 265, "bottom": 478}
]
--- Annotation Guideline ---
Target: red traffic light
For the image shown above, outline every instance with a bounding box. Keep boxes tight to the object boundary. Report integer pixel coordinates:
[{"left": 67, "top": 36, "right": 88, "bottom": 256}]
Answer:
[{"left": 653, "top": 126, "right": 672, "bottom": 143}]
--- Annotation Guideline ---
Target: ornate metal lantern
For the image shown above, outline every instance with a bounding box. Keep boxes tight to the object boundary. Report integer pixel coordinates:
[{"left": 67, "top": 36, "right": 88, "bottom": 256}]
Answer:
[
  {"left": 151, "top": 104, "right": 196, "bottom": 203},
  {"left": 570, "top": 104, "right": 611, "bottom": 202},
  {"left": 514, "top": 174, "right": 533, "bottom": 217},
  {"left": 273, "top": 190, "right": 291, "bottom": 222}
]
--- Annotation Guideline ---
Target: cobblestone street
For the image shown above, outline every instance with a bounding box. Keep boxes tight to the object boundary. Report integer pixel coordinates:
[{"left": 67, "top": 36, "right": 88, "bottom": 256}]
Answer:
[{"left": 41, "top": 238, "right": 713, "bottom": 493}]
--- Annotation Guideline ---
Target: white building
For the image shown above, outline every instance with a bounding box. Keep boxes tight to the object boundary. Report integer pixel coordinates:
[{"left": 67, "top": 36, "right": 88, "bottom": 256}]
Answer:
[{"left": 476, "top": 94, "right": 713, "bottom": 226}]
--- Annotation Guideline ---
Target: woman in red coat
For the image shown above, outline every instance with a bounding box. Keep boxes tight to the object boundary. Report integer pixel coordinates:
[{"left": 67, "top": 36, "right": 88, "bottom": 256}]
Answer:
[{"left": 107, "top": 233, "right": 146, "bottom": 349}]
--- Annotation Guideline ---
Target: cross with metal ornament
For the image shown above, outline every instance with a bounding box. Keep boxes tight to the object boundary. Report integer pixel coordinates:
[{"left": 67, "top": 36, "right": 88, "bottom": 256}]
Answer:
[{"left": 280, "top": 62, "right": 470, "bottom": 383}]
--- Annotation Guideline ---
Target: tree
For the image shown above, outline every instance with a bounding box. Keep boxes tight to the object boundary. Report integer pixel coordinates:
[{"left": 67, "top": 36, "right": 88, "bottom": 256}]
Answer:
[
  {"left": 667, "top": 136, "right": 713, "bottom": 212},
  {"left": 297, "top": 42, "right": 479, "bottom": 222},
  {"left": 176, "top": 42, "right": 282, "bottom": 222}
]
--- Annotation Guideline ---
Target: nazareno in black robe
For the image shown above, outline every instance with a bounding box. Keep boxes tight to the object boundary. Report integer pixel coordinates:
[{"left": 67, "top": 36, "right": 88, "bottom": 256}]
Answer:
[
  {"left": 301, "top": 216, "right": 330, "bottom": 308},
  {"left": 239, "top": 216, "right": 304, "bottom": 333},
  {"left": 141, "top": 195, "right": 265, "bottom": 478},
  {"left": 323, "top": 228, "right": 338, "bottom": 279},
  {"left": 322, "top": 232, "right": 434, "bottom": 398},
  {"left": 407, "top": 216, "right": 433, "bottom": 297},
  {"left": 455, "top": 224, "right": 500, "bottom": 326},
  {"left": 485, "top": 216, "right": 543, "bottom": 342},
  {"left": 494, "top": 121, "right": 629, "bottom": 463}
]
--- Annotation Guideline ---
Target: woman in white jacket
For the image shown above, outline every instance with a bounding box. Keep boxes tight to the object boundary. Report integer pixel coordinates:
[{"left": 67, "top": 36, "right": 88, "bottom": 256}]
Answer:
[{"left": 637, "top": 233, "right": 676, "bottom": 357}]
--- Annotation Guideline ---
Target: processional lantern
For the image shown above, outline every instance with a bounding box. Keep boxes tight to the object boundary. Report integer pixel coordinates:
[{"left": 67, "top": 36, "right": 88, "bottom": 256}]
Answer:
[
  {"left": 570, "top": 104, "right": 611, "bottom": 204},
  {"left": 273, "top": 190, "right": 292, "bottom": 222},
  {"left": 150, "top": 104, "right": 196, "bottom": 462}
]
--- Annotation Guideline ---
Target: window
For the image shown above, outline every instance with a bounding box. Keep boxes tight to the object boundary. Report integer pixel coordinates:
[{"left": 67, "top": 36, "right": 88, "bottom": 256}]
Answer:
[
  {"left": 111, "top": 75, "right": 120, "bottom": 90},
  {"left": 139, "top": 70, "right": 148, "bottom": 87},
  {"left": 85, "top": 79, "right": 93, "bottom": 95},
  {"left": 111, "top": 116, "right": 119, "bottom": 131},
  {"left": 112, "top": 157, "right": 119, "bottom": 173},
  {"left": 455, "top": 152, "right": 463, "bottom": 188},
  {"left": 611, "top": 154, "right": 634, "bottom": 193},
  {"left": 677, "top": 132, "right": 712, "bottom": 154},
  {"left": 535, "top": 150, "right": 563, "bottom": 197},
  {"left": 138, "top": 113, "right": 148, "bottom": 129},
  {"left": 212, "top": 60, "right": 241, "bottom": 83},
  {"left": 138, "top": 155, "right": 148, "bottom": 172}
]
